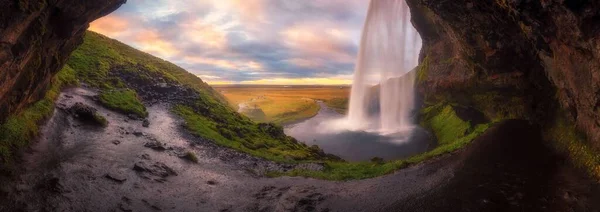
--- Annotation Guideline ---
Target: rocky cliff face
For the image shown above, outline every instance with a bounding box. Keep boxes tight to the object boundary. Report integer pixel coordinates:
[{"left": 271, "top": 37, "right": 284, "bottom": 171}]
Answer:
[
  {"left": 408, "top": 0, "right": 600, "bottom": 175},
  {"left": 0, "top": 0, "right": 125, "bottom": 123}
]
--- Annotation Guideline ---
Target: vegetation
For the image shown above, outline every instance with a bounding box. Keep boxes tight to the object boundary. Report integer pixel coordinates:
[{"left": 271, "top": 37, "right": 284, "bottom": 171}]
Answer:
[
  {"left": 545, "top": 111, "right": 600, "bottom": 179},
  {"left": 417, "top": 55, "right": 429, "bottom": 83},
  {"left": 0, "top": 65, "right": 78, "bottom": 162},
  {"left": 215, "top": 85, "right": 350, "bottom": 124},
  {"left": 471, "top": 92, "right": 526, "bottom": 122},
  {"left": 183, "top": 151, "right": 199, "bottom": 163},
  {"left": 92, "top": 113, "right": 109, "bottom": 127},
  {"left": 1, "top": 31, "right": 493, "bottom": 181},
  {"left": 271, "top": 103, "right": 491, "bottom": 180},
  {"left": 325, "top": 98, "right": 349, "bottom": 114},
  {"left": 99, "top": 89, "right": 148, "bottom": 117},
  {"left": 67, "top": 32, "right": 335, "bottom": 162},
  {"left": 173, "top": 105, "right": 329, "bottom": 162}
]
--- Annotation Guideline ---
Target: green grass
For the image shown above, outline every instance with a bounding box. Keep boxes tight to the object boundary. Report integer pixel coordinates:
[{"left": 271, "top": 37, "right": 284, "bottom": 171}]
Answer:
[
  {"left": 65, "top": 32, "right": 335, "bottom": 162},
  {"left": 99, "top": 89, "right": 147, "bottom": 117},
  {"left": 270, "top": 102, "right": 320, "bottom": 124},
  {"left": 0, "top": 65, "right": 78, "bottom": 162},
  {"left": 173, "top": 105, "right": 330, "bottom": 162},
  {"left": 421, "top": 104, "right": 471, "bottom": 145},
  {"left": 325, "top": 98, "right": 348, "bottom": 114},
  {"left": 1, "top": 31, "right": 495, "bottom": 181},
  {"left": 271, "top": 104, "right": 491, "bottom": 180}
]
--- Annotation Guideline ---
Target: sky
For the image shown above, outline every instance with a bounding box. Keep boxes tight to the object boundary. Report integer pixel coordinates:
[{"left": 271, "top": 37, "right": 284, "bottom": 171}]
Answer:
[{"left": 90, "top": 0, "right": 370, "bottom": 85}]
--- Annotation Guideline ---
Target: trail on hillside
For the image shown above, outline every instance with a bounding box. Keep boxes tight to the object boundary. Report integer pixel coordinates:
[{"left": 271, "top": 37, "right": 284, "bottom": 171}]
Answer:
[{"left": 1, "top": 88, "right": 599, "bottom": 212}]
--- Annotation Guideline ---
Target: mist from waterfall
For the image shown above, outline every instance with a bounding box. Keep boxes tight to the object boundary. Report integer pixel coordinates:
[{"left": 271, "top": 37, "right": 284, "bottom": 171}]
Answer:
[{"left": 346, "top": 0, "right": 422, "bottom": 133}]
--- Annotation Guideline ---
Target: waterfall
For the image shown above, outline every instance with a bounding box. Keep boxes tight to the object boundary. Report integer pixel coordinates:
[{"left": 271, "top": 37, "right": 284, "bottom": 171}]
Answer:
[{"left": 347, "top": 0, "right": 421, "bottom": 133}]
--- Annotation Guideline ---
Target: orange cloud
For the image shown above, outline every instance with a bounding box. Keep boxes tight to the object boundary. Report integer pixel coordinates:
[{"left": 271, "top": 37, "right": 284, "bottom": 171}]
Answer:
[
  {"left": 282, "top": 26, "right": 354, "bottom": 63},
  {"left": 89, "top": 16, "right": 130, "bottom": 37},
  {"left": 134, "top": 30, "right": 179, "bottom": 57},
  {"left": 236, "top": 77, "right": 352, "bottom": 85},
  {"left": 185, "top": 56, "right": 264, "bottom": 71},
  {"left": 286, "top": 58, "right": 323, "bottom": 68},
  {"left": 183, "top": 19, "right": 228, "bottom": 49}
]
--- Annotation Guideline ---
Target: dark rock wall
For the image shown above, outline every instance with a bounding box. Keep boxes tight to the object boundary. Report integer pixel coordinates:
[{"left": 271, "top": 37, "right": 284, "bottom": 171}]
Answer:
[
  {"left": 0, "top": 0, "right": 125, "bottom": 122},
  {"left": 408, "top": 0, "right": 600, "bottom": 147}
]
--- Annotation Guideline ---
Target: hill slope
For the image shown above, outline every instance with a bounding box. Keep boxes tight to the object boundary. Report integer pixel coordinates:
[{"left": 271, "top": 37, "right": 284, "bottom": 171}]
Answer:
[
  {"left": 0, "top": 31, "right": 337, "bottom": 165},
  {"left": 72, "top": 31, "right": 341, "bottom": 162}
]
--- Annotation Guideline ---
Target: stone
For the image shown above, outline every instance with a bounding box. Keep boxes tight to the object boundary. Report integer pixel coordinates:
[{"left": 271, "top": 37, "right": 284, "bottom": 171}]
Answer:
[
  {"left": 69, "top": 102, "right": 108, "bottom": 127},
  {"left": 105, "top": 172, "right": 127, "bottom": 183},
  {"left": 144, "top": 141, "right": 167, "bottom": 151},
  {"left": 133, "top": 161, "right": 177, "bottom": 178},
  {"left": 142, "top": 119, "right": 150, "bottom": 127},
  {"left": 112, "top": 140, "right": 121, "bottom": 145}
]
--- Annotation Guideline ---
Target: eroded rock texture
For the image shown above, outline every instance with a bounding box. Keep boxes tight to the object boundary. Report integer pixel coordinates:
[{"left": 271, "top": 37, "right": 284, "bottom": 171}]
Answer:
[
  {"left": 0, "top": 0, "right": 125, "bottom": 122},
  {"left": 408, "top": 0, "right": 600, "bottom": 147}
]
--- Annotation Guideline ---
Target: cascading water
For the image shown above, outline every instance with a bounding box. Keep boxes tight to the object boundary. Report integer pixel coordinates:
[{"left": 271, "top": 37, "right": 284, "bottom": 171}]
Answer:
[
  {"left": 285, "top": 0, "right": 430, "bottom": 161},
  {"left": 347, "top": 0, "right": 421, "bottom": 133}
]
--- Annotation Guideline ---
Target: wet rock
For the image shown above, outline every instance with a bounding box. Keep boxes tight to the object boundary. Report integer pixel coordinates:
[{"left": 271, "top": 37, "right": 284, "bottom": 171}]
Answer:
[
  {"left": 105, "top": 172, "right": 127, "bottom": 183},
  {"left": 112, "top": 140, "right": 122, "bottom": 145},
  {"left": 142, "top": 199, "right": 162, "bottom": 211},
  {"left": 253, "top": 186, "right": 325, "bottom": 212},
  {"left": 118, "top": 203, "right": 133, "bottom": 212},
  {"left": 69, "top": 102, "right": 108, "bottom": 127},
  {"left": 133, "top": 161, "right": 177, "bottom": 178},
  {"left": 36, "top": 177, "right": 63, "bottom": 193},
  {"left": 207, "top": 180, "right": 218, "bottom": 185},
  {"left": 128, "top": 114, "right": 141, "bottom": 120},
  {"left": 133, "top": 131, "right": 145, "bottom": 137},
  {"left": 144, "top": 141, "right": 167, "bottom": 151},
  {"left": 139, "top": 153, "right": 151, "bottom": 160},
  {"left": 143, "top": 119, "right": 150, "bottom": 127}
]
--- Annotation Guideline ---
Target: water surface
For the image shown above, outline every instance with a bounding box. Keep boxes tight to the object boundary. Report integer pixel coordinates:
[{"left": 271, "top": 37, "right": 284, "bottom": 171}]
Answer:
[{"left": 285, "top": 102, "right": 434, "bottom": 162}]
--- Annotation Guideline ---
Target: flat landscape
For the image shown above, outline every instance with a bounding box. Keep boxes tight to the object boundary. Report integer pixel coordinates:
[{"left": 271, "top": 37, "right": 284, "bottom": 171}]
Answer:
[{"left": 213, "top": 85, "right": 350, "bottom": 124}]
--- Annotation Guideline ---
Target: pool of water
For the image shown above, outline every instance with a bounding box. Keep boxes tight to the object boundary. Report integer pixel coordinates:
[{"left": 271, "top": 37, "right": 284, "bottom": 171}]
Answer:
[{"left": 284, "top": 102, "right": 434, "bottom": 162}]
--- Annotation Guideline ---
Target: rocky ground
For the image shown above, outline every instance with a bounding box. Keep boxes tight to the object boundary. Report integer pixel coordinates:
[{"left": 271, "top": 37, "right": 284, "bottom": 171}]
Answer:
[{"left": 0, "top": 87, "right": 599, "bottom": 212}]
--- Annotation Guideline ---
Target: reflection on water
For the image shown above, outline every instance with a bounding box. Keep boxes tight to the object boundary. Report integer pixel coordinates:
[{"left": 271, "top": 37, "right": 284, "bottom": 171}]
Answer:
[{"left": 285, "top": 102, "right": 434, "bottom": 162}]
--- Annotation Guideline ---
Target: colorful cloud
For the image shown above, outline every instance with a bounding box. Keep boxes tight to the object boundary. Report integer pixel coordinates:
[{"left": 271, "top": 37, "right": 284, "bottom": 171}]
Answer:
[{"left": 90, "top": 0, "right": 369, "bottom": 85}]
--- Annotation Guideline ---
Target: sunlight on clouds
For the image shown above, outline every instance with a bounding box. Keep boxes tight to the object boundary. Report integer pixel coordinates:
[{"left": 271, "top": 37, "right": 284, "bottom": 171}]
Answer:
[
  {"left": 87, "top": 0, "right": 370, "bottom": 85},
  {"left": 237, "top": 77, "right": 351, "bottom": 85},
  {"left": 134, "top": 30, "right": 179, "bottom": 57},
  {"left": 282, "top": 25, "right": 355, "bottom": 63},
  {"left": 89, "top": 16, "right": 130, "bottom": 37},
  {"left": 286, "top": 58, "right": 323, "bottom": 68}
]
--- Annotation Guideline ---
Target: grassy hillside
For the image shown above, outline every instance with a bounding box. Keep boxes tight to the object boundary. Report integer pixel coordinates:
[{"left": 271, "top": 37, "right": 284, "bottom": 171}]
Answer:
[
  {"left": 65, "top": 31, "right": 335, "bottom": 162},
  {"left": 1, "top": 31, "right": 493, "bottom": 180}
]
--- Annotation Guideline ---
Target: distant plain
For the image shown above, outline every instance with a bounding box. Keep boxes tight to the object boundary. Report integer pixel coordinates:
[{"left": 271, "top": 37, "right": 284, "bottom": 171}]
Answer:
[{"left": 213, "top": 85, "right": 350, "bottom": 124}]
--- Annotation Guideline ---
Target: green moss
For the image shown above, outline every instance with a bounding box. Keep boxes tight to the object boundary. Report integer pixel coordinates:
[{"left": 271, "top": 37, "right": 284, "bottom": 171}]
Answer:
[
  {"left": 92, "top": 113, "right": 109, "bottom": 127},
  {"left": 183, "top": 151, "right": 199, "bottom": 163},
  {"left": 270, "top": 104, "right": 491, "bottom": 181},
  {"left": 545, "top": 111, "right": 600, "bottom": 179},
  {"left": 0, "top": 65, "right": 78, "bottom": 162},
  {"left": 98, "top": 89, "right": 147, "bottom": 117},
  {"left": 172, "top": 105, "right": 328, "bottom": 162},
  {"left": 417, "top": 55, "right": 430, "bottom": 83},
  {"left": 270, "top": 123, "right": 490, "bottom": 181},
  {"left": 422, "top": 105, "right": 470, "bottom": 145},
  {"left": 471, "top": 92, "right": 526, "bottom": 121}
]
